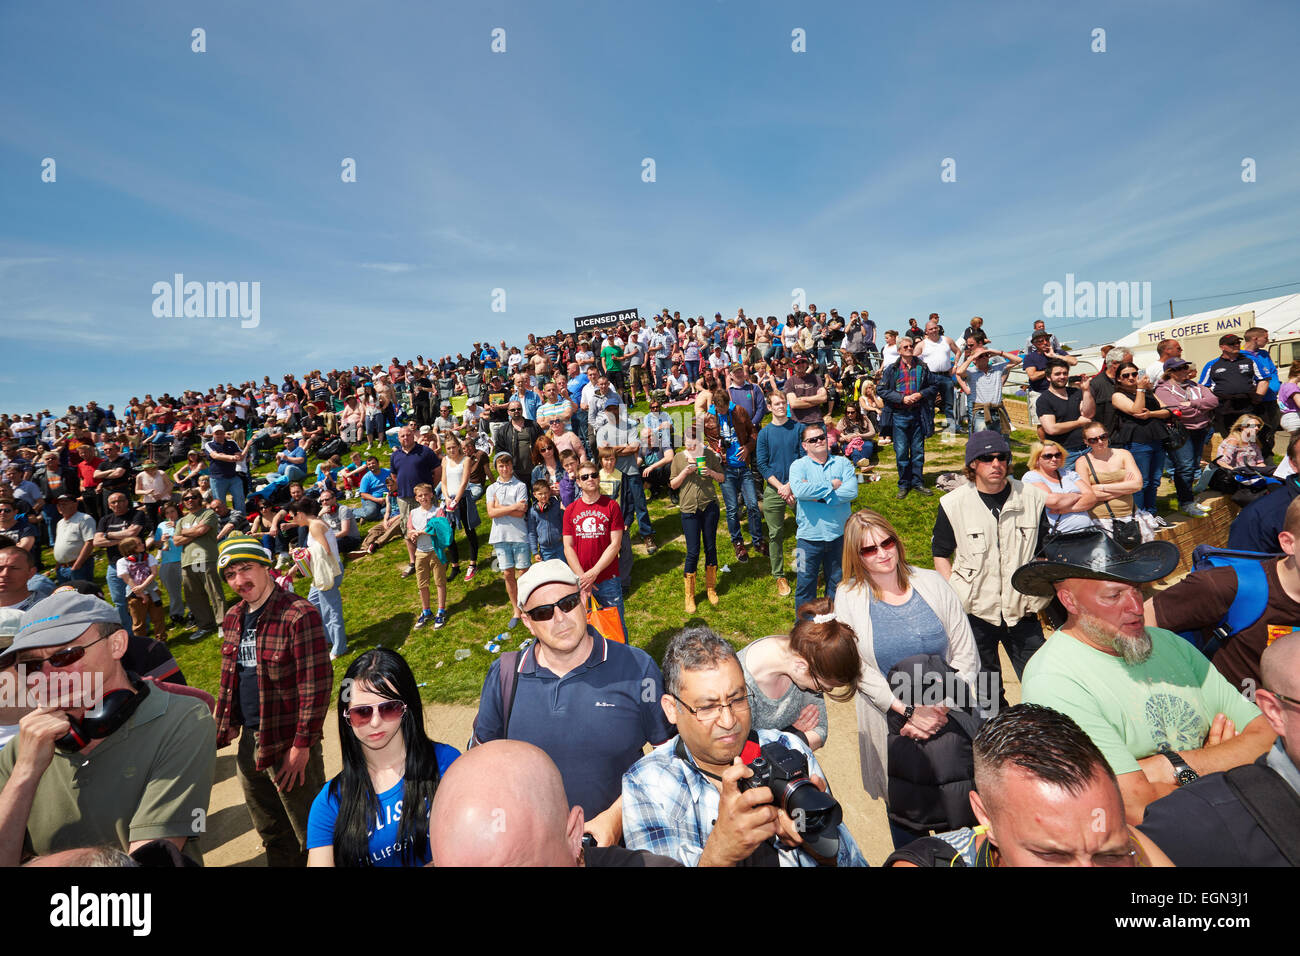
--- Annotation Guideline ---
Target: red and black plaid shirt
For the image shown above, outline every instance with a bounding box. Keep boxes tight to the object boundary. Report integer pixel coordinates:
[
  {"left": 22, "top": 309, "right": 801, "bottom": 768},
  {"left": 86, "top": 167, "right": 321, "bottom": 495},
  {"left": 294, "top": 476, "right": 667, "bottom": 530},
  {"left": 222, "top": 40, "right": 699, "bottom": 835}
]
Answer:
[{"left": 214, "top": 586, "right": 333, "bottom": 771}]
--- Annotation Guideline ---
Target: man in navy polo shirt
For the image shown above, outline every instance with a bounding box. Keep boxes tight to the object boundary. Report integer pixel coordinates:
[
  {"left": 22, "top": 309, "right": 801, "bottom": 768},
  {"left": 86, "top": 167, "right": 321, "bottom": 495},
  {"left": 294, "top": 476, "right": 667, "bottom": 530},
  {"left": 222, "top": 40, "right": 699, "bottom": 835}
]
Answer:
[
  {"left": 389, "top": 426, "right": 441, "bottom": 579},
  {"left": 469, "top": 559, "right": 672, "bottom": 849}
]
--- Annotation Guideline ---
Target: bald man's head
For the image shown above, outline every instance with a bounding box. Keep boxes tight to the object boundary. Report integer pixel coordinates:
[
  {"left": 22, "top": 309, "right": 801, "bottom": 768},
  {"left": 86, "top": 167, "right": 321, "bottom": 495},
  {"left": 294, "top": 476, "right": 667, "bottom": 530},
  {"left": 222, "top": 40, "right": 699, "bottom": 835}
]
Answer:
[
  {"left": 429, "top": 740, "right": 583, "bottom": 866},
  {"left": 1261, "top": 632, "right": 1299, "bottom": 699}
]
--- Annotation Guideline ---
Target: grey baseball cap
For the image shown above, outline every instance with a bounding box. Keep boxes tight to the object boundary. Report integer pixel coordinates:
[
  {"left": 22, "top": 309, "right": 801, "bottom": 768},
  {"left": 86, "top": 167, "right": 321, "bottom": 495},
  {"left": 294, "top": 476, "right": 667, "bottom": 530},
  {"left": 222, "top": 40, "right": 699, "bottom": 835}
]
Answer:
[{"left": 0, "top": 590, "right": 122, "bottom": 666}]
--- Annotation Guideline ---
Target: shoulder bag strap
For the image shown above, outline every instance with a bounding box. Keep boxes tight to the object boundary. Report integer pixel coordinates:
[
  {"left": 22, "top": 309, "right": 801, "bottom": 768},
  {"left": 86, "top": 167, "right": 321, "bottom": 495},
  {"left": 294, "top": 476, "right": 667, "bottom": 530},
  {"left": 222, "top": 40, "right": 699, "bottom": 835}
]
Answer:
[{"left": 1223, "top": 761, "right": 1300, "bottom": 865}]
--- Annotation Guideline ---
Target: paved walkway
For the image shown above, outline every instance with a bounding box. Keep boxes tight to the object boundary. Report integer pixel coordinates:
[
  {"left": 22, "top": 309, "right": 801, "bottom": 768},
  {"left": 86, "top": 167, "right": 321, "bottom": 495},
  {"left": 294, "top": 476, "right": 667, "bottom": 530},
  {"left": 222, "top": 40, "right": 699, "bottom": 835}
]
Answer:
[{"left": 202, "top": 650, "right": 1023, "bottom": 867}]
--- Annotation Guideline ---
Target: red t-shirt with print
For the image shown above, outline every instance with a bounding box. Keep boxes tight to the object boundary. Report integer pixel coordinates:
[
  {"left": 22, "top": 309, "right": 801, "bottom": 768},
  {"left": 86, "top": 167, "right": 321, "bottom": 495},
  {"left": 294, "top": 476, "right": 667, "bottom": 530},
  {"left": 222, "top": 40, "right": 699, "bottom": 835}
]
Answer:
[{"left": 563, "top": 495, "right": 625, "bottom": 584}]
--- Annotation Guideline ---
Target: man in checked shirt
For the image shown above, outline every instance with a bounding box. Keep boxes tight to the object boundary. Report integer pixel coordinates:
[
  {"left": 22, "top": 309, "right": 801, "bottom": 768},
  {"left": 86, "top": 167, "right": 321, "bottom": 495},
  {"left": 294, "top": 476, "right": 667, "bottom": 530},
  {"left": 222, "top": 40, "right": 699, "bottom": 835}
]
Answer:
[
  {"left": 212, "top": 535, "right": 332, "bottom": 867},
  {"left": 621, "top": 627, "right": 867, "bottom": 867}
]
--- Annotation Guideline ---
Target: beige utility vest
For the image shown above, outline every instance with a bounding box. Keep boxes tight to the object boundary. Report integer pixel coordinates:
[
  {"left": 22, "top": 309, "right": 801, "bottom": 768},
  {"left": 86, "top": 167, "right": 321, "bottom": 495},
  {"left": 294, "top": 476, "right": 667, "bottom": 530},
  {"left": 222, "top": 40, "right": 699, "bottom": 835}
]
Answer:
[{"left": 939, "top": 478, "right": 1050, "bottom": 626}]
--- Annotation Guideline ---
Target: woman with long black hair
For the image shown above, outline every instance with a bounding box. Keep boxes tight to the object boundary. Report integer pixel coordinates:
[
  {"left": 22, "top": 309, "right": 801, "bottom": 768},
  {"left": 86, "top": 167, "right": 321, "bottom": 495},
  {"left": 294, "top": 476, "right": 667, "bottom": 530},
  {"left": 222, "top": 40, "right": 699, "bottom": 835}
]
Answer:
[{"left": 306, "top": 648, "right": 459, "bottom": 867}]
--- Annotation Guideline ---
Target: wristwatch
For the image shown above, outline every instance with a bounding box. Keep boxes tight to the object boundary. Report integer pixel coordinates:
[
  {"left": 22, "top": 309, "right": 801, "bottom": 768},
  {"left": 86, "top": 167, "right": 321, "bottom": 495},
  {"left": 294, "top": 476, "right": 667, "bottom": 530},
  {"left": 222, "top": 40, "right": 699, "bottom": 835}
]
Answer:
[
  {"left": 1161, "top": 751, "right": 1199, "bottom": 787},
  {"left": 902, "top": 705, "right": 916, "bottom": 725}
]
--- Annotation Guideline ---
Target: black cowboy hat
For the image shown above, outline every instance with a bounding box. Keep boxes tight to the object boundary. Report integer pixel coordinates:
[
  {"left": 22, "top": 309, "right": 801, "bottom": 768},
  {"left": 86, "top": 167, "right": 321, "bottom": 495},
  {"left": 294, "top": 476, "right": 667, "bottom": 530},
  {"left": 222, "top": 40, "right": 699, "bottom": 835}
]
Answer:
[{"left": 1011, "top": 528, "right": 1180, "bottom": 598}]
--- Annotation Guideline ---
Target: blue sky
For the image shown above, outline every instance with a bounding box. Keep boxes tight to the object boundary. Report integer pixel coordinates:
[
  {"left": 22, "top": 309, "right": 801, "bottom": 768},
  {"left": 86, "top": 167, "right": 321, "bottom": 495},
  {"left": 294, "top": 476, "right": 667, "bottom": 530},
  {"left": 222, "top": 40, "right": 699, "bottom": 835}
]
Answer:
[{"left": 2, "top": 0, "right": 1298, "bottom": 412}]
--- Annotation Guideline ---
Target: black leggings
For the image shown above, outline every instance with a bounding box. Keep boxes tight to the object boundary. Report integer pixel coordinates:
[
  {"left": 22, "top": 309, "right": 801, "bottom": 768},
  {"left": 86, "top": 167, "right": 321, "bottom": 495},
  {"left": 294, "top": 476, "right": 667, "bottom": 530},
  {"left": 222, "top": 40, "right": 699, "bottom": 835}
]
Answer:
[{"left": 447, "top": 495, "right": 480, "bottom": 566}]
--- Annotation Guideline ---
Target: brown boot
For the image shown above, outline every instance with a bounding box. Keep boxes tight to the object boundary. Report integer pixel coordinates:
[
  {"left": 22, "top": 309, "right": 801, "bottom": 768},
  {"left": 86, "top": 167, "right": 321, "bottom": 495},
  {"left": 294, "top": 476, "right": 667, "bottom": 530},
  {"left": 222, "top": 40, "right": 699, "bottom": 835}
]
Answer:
[
  {"left": 684, "top": 572, "right": 697, "bottom": 614},
  {"left": 705, "top": 565, "right": 720, "bottom": 606}
]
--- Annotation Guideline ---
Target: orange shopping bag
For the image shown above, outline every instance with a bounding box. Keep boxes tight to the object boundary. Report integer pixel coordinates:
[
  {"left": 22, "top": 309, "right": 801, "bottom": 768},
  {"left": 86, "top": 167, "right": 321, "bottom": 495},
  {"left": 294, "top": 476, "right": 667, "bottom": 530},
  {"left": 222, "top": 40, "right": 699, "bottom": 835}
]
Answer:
[{"left": 587, "top": 595, "right": 626, "bottom": 644}]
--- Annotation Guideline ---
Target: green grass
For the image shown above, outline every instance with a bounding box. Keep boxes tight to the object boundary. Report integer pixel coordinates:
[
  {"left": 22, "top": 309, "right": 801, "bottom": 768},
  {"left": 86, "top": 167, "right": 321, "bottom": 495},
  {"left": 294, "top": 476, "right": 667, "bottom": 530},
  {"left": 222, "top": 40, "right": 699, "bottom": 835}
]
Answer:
[{"left": 84, "top": 414, "right": 1050, "bottom": 705}]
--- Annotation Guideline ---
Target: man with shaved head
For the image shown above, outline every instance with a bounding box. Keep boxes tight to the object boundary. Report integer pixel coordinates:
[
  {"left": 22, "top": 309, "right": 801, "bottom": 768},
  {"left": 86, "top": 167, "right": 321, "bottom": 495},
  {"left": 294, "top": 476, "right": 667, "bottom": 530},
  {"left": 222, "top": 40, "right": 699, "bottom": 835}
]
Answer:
[
  {"left": 887, "top": 704, "right": 1171, "bottom": 866},
  {"left": 428, "top": 740, "right": 678, "bottom": 867},
  {"left": 1138, "top": 632, "right": 1300, "bottom": 865}
]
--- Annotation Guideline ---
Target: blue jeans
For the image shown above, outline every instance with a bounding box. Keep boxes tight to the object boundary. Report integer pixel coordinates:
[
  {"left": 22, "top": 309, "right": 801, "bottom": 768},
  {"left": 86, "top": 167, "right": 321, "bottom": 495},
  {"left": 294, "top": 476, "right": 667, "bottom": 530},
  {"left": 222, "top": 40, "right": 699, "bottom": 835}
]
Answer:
[
  {"left": 1065, "top": 446, "right": 1087, "bottom": 471},
  {"left": 210, "top": 474, "right": 245, "bottom": 512},
  {"left": 680, "top": 500, "right": 720, "bottom": 574},
  {"left": 592, "top": 576, "right": 626, "bottom": 636},
  {"left": 794, "top": 536, "right": 843, "bottom": 611},
  {"left": 279, "top": 464, "right": 306, "bottom": 482},
  {"left": 105, "top": 562, "right": 136, "bottom": 637},
  {"left": 56, "top": 563, "right": 95, "bottom": 584},
  {"left": 1124, "top": 441, "right": 1167, "bottom": 513},
  {"left": 1166, "top": 435, "right": 1198, "bottom": 505},
  {"left": 933, "top": 376, "right": 956, "bottom": 428},
  {"left": 655, "top": 358, "right": 670, "bottom": 388},
  {"left": 891, "top": 413, "right": 927, "bottom": 489},
  {"left": 847, "top": 442, "right": 876, "bottom": 464},
  {"left": 622, "top": 471, "right": 654, "bottom": 538},
  {"left": 309, "top": 570, "right": 347, "bottom": 656},
  {"left": 684, "top": 359, "right": 700, "bottom": 382},
  {"left": 356, "top": 499, "right": 383, "bottom": 523},
  {"left": 720, "top": 463, "right": 762, "bottom": 547}
]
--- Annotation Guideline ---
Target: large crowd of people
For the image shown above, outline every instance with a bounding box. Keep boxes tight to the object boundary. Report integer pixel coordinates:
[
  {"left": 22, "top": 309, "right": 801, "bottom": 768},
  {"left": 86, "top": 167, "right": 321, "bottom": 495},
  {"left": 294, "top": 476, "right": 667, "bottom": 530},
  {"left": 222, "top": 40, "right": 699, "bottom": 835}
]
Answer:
[{"left": 0, "top": 305, "right": 1296, "bottom": 869}]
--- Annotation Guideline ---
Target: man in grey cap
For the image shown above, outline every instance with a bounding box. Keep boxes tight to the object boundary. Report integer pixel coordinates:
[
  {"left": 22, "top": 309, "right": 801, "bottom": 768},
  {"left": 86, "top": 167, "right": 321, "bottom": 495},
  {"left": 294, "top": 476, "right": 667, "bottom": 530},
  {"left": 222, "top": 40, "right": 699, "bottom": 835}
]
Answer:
[
  {"left": 0, "top": 590, "right": 216, "bottom": 865},
  {"left": 1015, "top": 529, "right": 1275, "bottom": 826},
  {"left": 468, "top": 559, "right": 672, "bottom": 850}
]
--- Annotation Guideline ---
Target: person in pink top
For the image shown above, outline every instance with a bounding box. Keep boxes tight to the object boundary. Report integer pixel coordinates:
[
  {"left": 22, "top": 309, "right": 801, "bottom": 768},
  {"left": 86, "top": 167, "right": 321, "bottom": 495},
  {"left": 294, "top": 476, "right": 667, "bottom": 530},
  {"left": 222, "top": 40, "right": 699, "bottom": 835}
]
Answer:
[{"left": 1154, "top": 357, "right": 1219, "bottom": 517}]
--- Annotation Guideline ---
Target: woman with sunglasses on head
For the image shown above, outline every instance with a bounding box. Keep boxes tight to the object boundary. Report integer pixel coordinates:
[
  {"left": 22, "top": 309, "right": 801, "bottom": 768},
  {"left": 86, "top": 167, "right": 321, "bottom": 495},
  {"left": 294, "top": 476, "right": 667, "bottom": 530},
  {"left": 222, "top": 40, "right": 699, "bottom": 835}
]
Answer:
[
  {"left": 738, "top": 597, "right": 862, "bottom": 752},
  {"left": 1073, "top": 420, "right": 1148, "bottom": 542},
  {"left": 833, "top": 508, "right": 981, "bottom": 849},
  {"left": 307, "top": 648, "right": 459, "bottom": 867},
  {"left": 1023, "top": 440, "right": 1096, "bottom": 532},
  {"left": 1110, "top": 362, "right": 1174, "bottom": 528},
  {"left": 1213, "top": 414, "right": 1268, "bottom": 470}
]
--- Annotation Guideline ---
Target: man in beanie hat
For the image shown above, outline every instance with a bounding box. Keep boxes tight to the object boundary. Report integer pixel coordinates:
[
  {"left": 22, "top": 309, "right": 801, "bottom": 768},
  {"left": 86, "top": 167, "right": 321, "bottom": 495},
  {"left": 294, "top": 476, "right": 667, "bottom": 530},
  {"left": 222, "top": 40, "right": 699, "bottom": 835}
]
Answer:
[
  {"left": 932, "top": 431, "right": 1050, "bottom": 710},
  {"left": 1014, "top": 528, "right": 1275, "bottom": 825},
  {"left": 212, "top": 534, "right": 332, "bottom": 867},
  {"left": 0, "top": 589, "right": 216, "bottom": 865}
]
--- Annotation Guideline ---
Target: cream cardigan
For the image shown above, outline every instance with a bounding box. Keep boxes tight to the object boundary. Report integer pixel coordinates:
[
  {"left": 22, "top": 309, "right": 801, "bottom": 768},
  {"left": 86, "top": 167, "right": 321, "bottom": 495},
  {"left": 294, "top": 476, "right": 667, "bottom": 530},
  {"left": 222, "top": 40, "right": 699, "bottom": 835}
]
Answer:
[{"left": 834, "top": 566, "right": 980, "bottom": 799}]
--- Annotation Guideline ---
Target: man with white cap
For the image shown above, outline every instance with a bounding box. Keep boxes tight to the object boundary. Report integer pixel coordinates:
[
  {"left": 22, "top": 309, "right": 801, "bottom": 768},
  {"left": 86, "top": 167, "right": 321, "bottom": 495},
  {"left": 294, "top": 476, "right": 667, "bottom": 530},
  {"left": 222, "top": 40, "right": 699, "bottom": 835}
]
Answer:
[
  {"left": 468, "top": 558, "right": 672, "bottom": 849},
  {"left": 0, "top": 589, "right": 216, "bottom": 865}
]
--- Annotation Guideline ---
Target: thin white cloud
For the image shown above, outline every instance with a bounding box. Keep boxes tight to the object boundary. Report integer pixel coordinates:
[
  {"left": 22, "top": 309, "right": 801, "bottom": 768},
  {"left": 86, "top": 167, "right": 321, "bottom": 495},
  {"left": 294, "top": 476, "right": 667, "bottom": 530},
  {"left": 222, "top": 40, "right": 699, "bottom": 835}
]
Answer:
[{"left": 358, "top": 262, "right": 419, "bottom": 274}]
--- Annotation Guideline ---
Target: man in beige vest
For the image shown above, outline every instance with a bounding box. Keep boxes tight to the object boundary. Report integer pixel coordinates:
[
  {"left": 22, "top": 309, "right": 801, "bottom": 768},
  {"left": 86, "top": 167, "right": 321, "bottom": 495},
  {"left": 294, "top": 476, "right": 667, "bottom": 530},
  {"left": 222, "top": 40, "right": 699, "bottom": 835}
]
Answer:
[{"left": 932, "top": 431, "right": 1050, "bottom": 708}]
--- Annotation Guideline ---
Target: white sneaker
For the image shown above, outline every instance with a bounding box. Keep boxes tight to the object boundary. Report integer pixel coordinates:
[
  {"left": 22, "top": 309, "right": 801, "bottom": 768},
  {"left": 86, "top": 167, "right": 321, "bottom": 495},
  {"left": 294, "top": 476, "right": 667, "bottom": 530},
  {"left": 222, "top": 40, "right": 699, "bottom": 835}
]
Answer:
[{"left": 1180, "top": 501, "right": 1209, "bottom": 518}]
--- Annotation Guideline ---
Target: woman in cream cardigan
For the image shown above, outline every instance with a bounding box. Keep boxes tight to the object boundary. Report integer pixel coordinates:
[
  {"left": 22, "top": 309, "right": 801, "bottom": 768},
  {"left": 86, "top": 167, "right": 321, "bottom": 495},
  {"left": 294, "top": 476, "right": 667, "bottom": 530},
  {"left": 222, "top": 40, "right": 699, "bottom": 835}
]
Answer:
[{"left": 833, "top": 508, "right": 980, "bottom": 848}]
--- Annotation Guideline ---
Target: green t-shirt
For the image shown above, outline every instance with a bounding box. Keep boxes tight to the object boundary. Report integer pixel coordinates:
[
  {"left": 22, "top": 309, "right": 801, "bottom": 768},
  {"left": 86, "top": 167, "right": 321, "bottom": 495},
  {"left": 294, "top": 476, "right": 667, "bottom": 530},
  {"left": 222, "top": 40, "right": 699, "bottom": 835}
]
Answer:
[
  {"left": 601, "top": 344, "right": 623, "bottom": 374},
  {"left": 0, "top": 683, "right": 216, "bottom": 864},
  {"left": 1022, "top": 627, "right": 1261, "bottom": 776},
  {"left": 177, "top": 508, "right": 219, "bottom": 570}
]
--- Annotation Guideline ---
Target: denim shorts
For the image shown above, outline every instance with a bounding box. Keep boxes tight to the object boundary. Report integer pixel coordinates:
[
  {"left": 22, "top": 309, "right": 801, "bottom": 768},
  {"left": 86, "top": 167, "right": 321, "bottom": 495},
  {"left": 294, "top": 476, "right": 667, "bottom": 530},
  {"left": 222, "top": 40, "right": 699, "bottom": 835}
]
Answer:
[{"left": 493, "top": 540, "right": 531, "bottom": 570}]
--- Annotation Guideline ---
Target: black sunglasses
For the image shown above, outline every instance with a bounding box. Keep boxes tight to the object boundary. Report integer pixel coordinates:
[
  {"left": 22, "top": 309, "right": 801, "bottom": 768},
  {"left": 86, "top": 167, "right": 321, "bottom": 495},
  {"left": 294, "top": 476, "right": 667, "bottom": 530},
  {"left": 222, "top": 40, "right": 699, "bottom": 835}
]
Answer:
[
  {"left": 975, "top": 453, "right": 1010, "bottom": 463},
  {"left": 803, "top": 434, "right": 826, "bottom": 444},
  {"left": 577, "top": 473, "right": 599, "bottom": 481},
  {"left": 345, "top": 700, "right": 407, "bottom": 728},
  {"left": 13, "top": 634, "right": 112, "bottom": 671},
  {"left": 524, "top": 591, "right": 583, "bottom": 621}
]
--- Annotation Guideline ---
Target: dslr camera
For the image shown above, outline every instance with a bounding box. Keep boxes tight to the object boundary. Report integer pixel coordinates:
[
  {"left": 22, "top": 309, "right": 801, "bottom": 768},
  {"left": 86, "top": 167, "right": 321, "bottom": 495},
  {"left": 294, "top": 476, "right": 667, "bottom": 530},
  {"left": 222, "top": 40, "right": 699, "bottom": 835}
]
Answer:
[{"left": 738, "top": 741, "right": 842, "bottom": 858}]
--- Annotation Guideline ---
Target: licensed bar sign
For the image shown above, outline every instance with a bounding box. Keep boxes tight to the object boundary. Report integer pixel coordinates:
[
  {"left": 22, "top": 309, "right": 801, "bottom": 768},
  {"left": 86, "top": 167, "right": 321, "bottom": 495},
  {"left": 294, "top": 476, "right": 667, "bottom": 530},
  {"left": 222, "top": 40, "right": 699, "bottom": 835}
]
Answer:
[{"left": 574, "top": 308, "right": 638, "bottom": 334}]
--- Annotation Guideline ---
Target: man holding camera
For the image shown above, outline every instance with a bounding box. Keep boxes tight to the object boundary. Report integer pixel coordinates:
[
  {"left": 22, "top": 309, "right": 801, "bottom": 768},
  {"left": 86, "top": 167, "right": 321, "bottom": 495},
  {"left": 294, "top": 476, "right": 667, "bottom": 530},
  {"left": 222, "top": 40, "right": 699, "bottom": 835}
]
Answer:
[
  {"left": 0, "top": 590, "right": 216, "bottom": 866},
  {"left": 621, "top": 626, "right": 866, "bottom": 867}
]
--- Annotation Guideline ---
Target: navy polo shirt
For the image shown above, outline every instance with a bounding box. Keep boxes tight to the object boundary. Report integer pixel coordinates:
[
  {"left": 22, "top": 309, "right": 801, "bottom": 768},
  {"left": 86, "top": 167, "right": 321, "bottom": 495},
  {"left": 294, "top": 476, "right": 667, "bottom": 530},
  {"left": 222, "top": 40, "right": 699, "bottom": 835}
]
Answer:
[
  {"left": 389, "top": 444, "right": 440, "bottom": 498},
  {"left": 472, "top": 629, "right": 673, "bottom": 818}
]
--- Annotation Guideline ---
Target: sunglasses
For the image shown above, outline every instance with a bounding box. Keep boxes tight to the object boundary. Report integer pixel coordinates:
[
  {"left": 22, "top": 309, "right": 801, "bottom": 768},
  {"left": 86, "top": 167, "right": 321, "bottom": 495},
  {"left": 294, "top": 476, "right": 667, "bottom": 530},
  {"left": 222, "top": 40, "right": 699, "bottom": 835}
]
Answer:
[
  {"left": 578, "top": 473, "right": 599, "bottom": 481},
  {"left": 1040, "top": 452, "right": 1063, "bottom": 460},
  {"left": 1118, "top": 373, "right": 1138, "bottom": 380},
  {"left": 524, "top": 591, "right": 583, "bottom": 621},
  {"left": 859, "top": 536, "right": 897, "bottom": 558},
  {"left": 14, "top": 634, "right": 111, "bottom": 671},
  {"left": 345, "top": 700, "right": 407, "bottom": 728},
  {"left": 803, "top": 434, "right": 827, "bottom": 444},
  {"left": 1085, "top": 435, "right": 1109, "bottom": 444},
  {"left": 975, "top": 453, "right": 1010, "bottom": 463}
]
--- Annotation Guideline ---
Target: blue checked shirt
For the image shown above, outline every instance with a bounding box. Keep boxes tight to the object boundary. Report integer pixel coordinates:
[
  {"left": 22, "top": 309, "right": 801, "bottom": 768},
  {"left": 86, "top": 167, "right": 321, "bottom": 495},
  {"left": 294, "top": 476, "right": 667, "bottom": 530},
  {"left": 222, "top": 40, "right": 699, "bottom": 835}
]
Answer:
[{"left": 621, "top": 728, "right": 869, "bottom": 867}]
